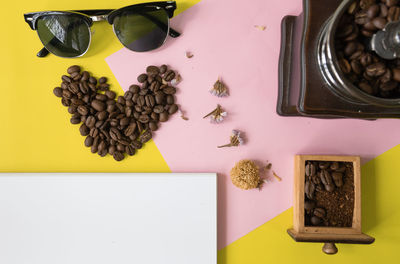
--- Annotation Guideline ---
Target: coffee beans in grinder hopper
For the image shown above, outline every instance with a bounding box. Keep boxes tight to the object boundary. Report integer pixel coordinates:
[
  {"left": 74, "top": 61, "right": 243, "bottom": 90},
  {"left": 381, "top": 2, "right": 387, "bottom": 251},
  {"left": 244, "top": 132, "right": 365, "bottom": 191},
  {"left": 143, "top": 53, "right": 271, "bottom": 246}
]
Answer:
[
  {"left": 335, "top": 0, "right": 400, "bottom": 98},
  {"left": 53, "top": 65, "right": 181, "bottom": 161}
]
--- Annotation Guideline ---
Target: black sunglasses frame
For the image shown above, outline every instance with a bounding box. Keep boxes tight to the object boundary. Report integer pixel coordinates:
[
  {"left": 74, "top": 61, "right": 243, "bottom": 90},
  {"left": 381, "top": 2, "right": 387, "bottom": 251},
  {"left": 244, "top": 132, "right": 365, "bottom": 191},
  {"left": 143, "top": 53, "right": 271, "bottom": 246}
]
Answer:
[{"left": 24, "top": 1, "right": 180, "bottom": 58}]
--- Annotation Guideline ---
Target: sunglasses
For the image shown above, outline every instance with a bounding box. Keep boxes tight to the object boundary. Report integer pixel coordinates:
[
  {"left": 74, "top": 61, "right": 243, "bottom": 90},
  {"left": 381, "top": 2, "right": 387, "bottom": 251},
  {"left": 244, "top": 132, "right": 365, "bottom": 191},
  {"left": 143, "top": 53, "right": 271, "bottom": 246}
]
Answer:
[{"left": 24, "top": 1, "right": 180, "bottom": 58}]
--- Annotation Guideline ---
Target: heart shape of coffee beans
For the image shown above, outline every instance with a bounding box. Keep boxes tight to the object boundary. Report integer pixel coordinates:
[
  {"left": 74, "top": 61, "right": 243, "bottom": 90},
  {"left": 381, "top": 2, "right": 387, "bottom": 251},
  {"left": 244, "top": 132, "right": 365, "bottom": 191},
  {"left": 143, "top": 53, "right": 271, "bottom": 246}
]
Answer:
[{"left": 53, "top": 65, "right": 180, "bottom": 161}]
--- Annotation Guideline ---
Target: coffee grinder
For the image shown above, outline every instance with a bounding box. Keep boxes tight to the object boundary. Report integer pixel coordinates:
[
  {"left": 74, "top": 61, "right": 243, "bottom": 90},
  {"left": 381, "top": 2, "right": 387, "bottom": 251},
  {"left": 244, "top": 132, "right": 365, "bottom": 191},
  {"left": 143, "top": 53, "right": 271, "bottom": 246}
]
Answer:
[{"left": 277, "top": 0, "right": 400, "bottom": 118}]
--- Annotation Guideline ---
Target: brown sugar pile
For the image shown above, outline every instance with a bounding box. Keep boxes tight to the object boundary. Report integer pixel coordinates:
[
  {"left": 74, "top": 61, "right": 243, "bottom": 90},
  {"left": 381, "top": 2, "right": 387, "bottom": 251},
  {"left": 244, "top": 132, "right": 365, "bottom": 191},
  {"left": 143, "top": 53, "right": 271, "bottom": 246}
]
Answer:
[{"left": 230, "top": 160, "right": 260, "bottom": 190}]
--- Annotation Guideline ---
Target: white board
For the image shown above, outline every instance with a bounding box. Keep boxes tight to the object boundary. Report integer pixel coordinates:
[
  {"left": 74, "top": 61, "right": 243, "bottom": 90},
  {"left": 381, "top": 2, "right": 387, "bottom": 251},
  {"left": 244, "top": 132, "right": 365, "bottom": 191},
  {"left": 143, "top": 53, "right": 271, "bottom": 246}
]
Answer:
[{"left": 0, "top": 173, "right": 217, "bottom": 264}]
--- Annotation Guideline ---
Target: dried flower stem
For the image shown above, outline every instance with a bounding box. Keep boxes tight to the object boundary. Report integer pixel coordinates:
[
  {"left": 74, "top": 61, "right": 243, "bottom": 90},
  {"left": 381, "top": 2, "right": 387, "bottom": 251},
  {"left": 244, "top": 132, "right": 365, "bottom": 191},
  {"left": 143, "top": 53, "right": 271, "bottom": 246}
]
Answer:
[
  {"left": 272, "top": 171, "right": 282, "bottom": 182},
  {"left": 218, "top": 130, "right": 243, "bottom": 148}
]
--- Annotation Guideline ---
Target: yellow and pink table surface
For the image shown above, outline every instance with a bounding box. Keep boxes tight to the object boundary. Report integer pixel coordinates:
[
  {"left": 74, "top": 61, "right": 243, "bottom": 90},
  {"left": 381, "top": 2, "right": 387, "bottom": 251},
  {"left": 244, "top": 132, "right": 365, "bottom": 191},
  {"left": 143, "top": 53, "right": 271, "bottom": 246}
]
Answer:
[{"left": 2, "top": 0, "right": 400, "bottom": 263}]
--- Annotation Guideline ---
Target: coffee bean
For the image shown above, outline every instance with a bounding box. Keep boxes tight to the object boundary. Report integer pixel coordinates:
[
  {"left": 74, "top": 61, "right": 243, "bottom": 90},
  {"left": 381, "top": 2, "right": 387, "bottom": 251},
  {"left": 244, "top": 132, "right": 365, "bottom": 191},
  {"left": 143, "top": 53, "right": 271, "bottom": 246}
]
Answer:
[
  {"left": 313, "top": 208, "right": 326, "bottom": 218},
  {"left": 363, "top": 21, "right": 377, "bottom": 31},
  {"left": 98, "top": 77, "right": 107, "bottom": 84},
  {"left": 380, "top": 69, "right": 392, "bottom": 83},
  {"left": 344, "top": 41, "right": 357, "bottom": 56},
  {"left": 355, "top": 11, "right": 369, "bottom": 24},
  {"left": 137, "top": 73, "right": 148, "bottom": 83},
  {"left": 311, "top": 216, "right": 321, "bottom": 226},
  {"left": 98, "top": 83, "right": 110, "bottom": 91},
  {"left": 84, "top": 115, "right": 95, "bottom": 128},
  {"left": 380, "top": 80, "right": 397, "bottom": 91},
  {"left": 79, "top": 124, "right": 90, "bottom": 136},
  {"left": 109, "top": 127, "right": 122, "bottom": 141},
  {"left": 339, "top": 58, "right": 351, "bottom": 74},
  {"left": 360, "top": 0, "right": 375, "bottom": 10},
  {"left": 68, "top": 105, "right": 77, "bottom": 114},
  {"left": 70, "top": 72, "right": 81, "bottom": 81},
  {"left": 305, "top": 163, "right": 317, "bottom": 177},
  {"left": 67, "top": 65, "right": 81, "bottom": 74},
  {"left": 108, "top": 145, "right": 116, "bottom": 155},
  {"left": 320, "top": 170, "right": 335, "bottom": 192},
  {"left": 120, "top": 117, "right": 130, "bottom": 127},
  {"left": 139, "top": 114, "right": 150, "bottom": 123},
  {"left": 305, "top": 180, "right": 315, "bottom": 200},
  {"left": 388, "top": 6, "right": 400, "bottom": 21},
  {"left": 166, "top": 95, "right": 175, "bottom": 105},
  {"left": 129, "top": 85, "right": 140, "bottom": 94},
  {"left": 366, "top": 62, "right": 386, "bottom": 77},
  {"left": 164, "top": 70, "right": 175, "bottom": 81},
  {"left": 140, "top": 130, "right": 152, "bottom": 143},
  {"left": 98, "top": 140, "right": 107, "bottom": 152},
  {"left": 139, "top": 88, "right": 149, "bottom": 96},
  {"left": 380, "top": 3, "right": 389, "bottom": 16},
  {"left": 81, "top": 71, "right": 90, "bottom": 82},
  {"left": 117, "top": 96, "right": 126, "bottom": 105},
  {"left": 97, "top": 111, "right": 108, "bottom": 121},
  {"left": 387, "top": 0, "right": 399, "bottom": 7},
  {"left": 159, "top": 112, "right": 169, "bottom": 122},
  {"left": 91, "top": 100, "right": 106, "bottom": 112},
  {"left": 160, "top": 64, "right": 168, "bottom": 74},
  {"left": 79, "top": 82, "right": 89, "bottom": 94},
  {"left": 84, "top": 136, "right": 94, "bottom": 147},
  {"left": 348, "top": 1, "right": 358, "bottom": 15},
  {"left": 367, "top": 4, "right": 380, "bottom": 18},
  {"left": 146, "top": 65, "right": 160, "bottom": 75},
  {"left": 137, "top": 95, "right": 145, "bottom": 107},
  {"left": 113, "top": 151, "right": 125, "bottom": 161},
  {"left": 126, "top": 145, "right": 136, "bottom": 156},
  {"left": 77, "top": 105, "right": 88, "bottom": 116},
  {"left": 163, "top": 86, "right": 177, "bottom": 95},
  {"left": 124, "top": 91, "right": 133, "bottom": 101},
  {"left": 168, "top": 104, "right": 178, "bottom": 115},
  {"left": 70, "top": 116, "right": 81, "bottom": 124},
  {"left": 392, "top": 68, "right": 400, "bottom": 82},
  {"left": 91, "top": 137, "right": 99, "bottom": 153},
  {"left": 124, "top": 123, "right": 137, "bottom": 137},
  {"left": 372, "top": 17, "right": 387, "bottom": 29},
  {"left": 304, "top": 200, "right": 316, "bottom": 213},
  {"left": 89, "top": 127, "right": 99, "bottom": 138},
  {"left": 351, "top": 60, "right": 363, "bottom": 74},
  {"left": 95, "top": 94, "right": 108, "bottom": 101},
  {"left": 145, "top": 95, "right": 155, "bottom": 107},
  {"left": 332, "top": 172, "right": 344, "bottom": 187},
  {"left": 53, "top": 87, "right": 63, "bottom": 97}
]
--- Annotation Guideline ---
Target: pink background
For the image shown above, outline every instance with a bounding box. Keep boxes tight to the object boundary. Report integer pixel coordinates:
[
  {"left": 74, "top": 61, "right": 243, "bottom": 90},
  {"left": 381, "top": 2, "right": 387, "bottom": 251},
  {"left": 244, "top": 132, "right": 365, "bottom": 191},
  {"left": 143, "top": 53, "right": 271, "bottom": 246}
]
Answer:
[{"left": 106, "top": 0, "right": 400, "bottom": 249}]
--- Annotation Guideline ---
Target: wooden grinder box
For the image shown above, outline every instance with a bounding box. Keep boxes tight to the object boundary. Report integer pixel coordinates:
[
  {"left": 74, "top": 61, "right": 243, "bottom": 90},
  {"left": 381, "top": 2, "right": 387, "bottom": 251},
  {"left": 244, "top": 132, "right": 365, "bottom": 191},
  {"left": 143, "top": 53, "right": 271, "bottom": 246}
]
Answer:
[{"left": 287, "top": 155, "right": 374, "bottom": 254}]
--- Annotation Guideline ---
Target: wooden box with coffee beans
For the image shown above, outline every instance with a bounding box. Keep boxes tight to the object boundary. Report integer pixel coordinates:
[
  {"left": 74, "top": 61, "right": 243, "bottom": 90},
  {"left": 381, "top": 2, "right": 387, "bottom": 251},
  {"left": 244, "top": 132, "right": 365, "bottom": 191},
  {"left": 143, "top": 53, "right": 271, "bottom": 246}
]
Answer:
[{"left": 287, "top": 155, "right": 374, "bottom": 254}]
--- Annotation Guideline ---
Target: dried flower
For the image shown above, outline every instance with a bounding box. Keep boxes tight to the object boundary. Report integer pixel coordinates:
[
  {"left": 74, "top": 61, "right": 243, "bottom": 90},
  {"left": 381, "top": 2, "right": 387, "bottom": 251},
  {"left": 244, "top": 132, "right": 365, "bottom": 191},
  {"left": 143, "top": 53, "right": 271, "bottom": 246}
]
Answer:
[
  {"left": 171, "top": 74, "right": 182, "bottom": 86},
  {"left": 210, "top": 78, "right": 229, "bottom": 97},
  {"left": 230, "top": 160, "right": 262, "bottom": 190},
  {"left": 203, "top": 104, "right": 227, "bottom": 123},
  {"left": 254, "top": 25, "right": 266, "bottom": 31},
  {"left": 186, "top": 51, "right": 194, "bottom": 58},
  {"left": 218, "top": 130, "right": 244, "bottom": 148}
]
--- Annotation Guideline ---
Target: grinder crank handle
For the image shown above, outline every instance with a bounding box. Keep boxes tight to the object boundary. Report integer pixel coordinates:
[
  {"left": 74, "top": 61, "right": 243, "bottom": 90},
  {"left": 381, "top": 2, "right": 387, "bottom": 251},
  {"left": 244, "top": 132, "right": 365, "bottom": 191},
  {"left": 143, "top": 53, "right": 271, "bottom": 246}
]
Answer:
[{"left": 371, "top": 20, "right": 400, "bottom": 60}]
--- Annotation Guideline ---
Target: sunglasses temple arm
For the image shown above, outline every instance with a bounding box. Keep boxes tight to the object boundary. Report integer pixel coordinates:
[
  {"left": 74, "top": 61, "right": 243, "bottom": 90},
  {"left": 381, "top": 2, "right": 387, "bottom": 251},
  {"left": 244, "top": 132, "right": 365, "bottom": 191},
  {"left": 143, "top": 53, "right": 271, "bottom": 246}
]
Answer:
[
  {"left": 37, "top": 47, "right": 50, "bottom": 57},
  {"left": 169, "top": 27, "right": 180, "bottom": 38}
]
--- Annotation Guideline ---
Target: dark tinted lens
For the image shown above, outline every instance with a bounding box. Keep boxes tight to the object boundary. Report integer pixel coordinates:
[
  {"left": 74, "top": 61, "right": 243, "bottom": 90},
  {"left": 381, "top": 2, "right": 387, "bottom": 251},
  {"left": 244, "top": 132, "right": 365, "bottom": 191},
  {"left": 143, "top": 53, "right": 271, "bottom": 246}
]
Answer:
[
  {"left": 37, "top": 15, "right": 90, "bottom": 58},
  {"left": 113, "top": 8, "right": 169, "bottom": 52}
]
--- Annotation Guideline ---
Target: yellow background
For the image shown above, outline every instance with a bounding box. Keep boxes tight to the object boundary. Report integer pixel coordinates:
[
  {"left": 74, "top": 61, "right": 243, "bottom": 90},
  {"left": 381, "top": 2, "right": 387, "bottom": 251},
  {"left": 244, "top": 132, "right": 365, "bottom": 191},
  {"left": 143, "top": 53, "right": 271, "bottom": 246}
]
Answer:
[{"left": 1, "top": 0, "right": 399, "bottom": 263}]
